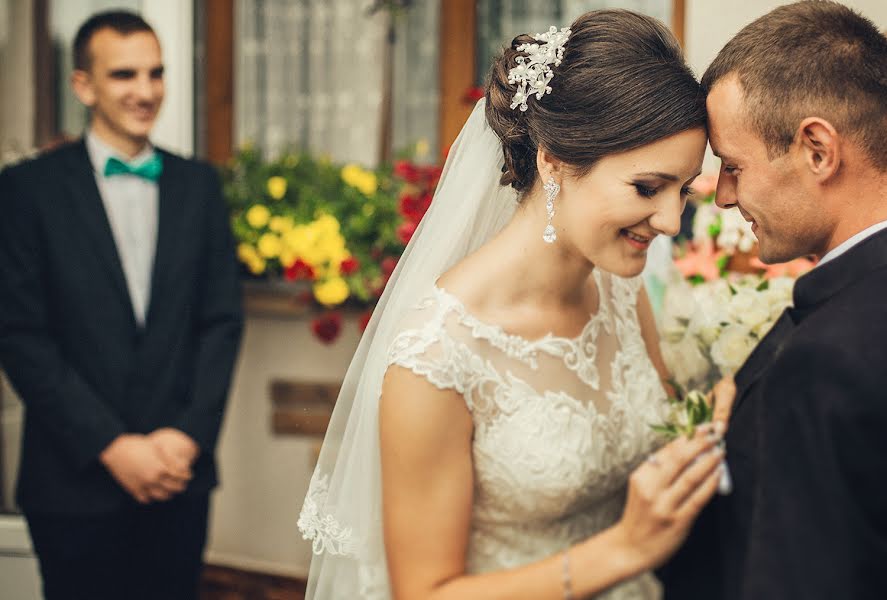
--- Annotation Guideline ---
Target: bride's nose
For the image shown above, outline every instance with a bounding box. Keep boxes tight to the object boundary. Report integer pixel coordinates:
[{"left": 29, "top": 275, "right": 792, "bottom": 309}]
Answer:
[{"left": 649, "top": 196, "right": 682, "bottom": 237}]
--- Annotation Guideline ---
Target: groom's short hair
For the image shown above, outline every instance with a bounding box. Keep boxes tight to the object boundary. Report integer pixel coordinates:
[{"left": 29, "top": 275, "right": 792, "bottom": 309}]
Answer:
[
  {"left": 702, "top": 1, "right": 887, "bottom": 171},
  {"left": 73, "top": 11, "right": 155, "bottom": 72}
]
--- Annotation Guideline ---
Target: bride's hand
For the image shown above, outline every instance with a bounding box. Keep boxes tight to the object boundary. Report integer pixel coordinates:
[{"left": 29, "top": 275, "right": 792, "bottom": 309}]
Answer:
[{"left": 611, "top": 427, "right": 724, "bottom": 572}]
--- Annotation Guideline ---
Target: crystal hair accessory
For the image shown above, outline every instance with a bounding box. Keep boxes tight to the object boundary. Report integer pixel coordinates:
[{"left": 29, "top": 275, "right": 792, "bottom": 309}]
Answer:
[{"left": 509, "top": 26, "right": 572, "bottom": 112}]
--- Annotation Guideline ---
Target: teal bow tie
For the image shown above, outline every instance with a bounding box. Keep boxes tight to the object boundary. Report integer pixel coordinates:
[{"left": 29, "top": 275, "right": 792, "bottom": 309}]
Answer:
[{"left": 103, "top": 154, "right": 163, "bottom": 181}]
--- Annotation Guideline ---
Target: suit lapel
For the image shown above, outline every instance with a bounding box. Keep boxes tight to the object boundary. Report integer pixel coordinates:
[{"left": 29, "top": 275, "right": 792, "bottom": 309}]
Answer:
[
  {"left": 732, "top": 227, "right": 887, "bottom": 410},
  {"left": 145, "top": 150, "right": 186, "bottom": 327},
  {"left": 733, "top": 308, "right": 796, "bottom": 411},
  {"left": 64, "top": 141, "right": 135, "bottom": 323}
]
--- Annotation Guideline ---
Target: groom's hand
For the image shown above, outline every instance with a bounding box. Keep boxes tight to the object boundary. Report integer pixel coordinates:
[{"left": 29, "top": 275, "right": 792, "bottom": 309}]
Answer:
[
  {"left": 710, "top": 376, "right": 736, "bottom": 436},
  {"left": 148, "top": 427, "right": 201, "bottom": 471}
]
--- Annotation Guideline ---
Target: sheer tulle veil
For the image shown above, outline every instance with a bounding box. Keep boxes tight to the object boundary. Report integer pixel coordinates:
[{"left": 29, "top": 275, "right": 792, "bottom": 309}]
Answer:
[{"left": 297, "top": 99, "right": 518, "bottom": 598}]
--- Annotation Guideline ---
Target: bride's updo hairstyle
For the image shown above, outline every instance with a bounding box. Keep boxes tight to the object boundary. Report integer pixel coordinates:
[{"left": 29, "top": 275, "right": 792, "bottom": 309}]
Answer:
[{"left": 486, "top": 9, "right": 707, "bottom": 193}]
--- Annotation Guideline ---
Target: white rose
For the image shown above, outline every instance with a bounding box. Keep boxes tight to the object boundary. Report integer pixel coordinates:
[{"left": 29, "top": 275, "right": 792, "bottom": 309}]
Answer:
[
  {"left": 662, "top": 277, "right": 697, "bottom": 323},
  {"left": 693, "top": 204, "right": 719, "bottom": 241},
  {"left": 710, "top": 324, "right": 758, "bottom": 375},
  {"left": 728, "top": 288, "right": 772, "bottom": 330},
  {"left": 661, "top": 336, "right": 713, "bottom": 389},
  {"left": 753, "top": 318, "right": 777, "bottom": 339}
]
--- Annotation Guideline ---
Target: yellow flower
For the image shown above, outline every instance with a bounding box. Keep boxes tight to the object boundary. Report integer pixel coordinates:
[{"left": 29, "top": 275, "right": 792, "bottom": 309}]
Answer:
[
  {"left": 238, "top": 242, "right": 266, "bottom": 274},
  {"left": 248, "top": 257, "right": 266, "bottom": 275},
  {"left": 257, "top": 233, "right": 283, "bottom": 258},
  {"left": 279, "top": 249, "right": 297, "bottom": 268},
  {"left": 314, "top": 213, "right": 341, "bottom": 236},
  {"left": 283, "top": 154, "right": 300, "bottom": 168},
  {"left": 269, "top": 215, "right": 295, "bottom": 233},
  {"left": 341, "top": 163, "right": 378, "bottom": 196},
  {"left": 267, "top": 176, "right": 288, "bottom": 200},
  {"left": 415, "top": 138, "right": 430, "bottom": 159},
  {"left": 237, "top": 243, "right": 259, "bottom": 263},
  {"left": 245, "top": 204, "right": 271, "bottom": 229},
  {"left": 313, "top": 277, "right": 350, "bottom": 306}
]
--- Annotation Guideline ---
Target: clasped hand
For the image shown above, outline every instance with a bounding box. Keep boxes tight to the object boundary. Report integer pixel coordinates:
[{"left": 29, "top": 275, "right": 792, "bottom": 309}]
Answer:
[{"left": 100, "top": 428, "right": 200, "bottom": 504}]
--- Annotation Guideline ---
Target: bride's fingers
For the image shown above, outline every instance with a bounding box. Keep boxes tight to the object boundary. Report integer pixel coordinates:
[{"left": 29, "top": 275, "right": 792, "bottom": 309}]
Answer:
[
  {"left": 647, "top": 428, "right": 718, "bottom": 486},
  {"left": 660, "top": 445, "right": 724, "bottom": 512},
  {"left": 675, "top": 462, "right": 723, "bottom": 522}
]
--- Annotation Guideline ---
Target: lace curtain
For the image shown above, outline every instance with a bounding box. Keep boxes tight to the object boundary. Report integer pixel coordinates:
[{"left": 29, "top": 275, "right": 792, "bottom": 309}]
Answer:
[
  {"left": 235, "top": 0, "right": 439, "bottom": 166},
  {"left": 476, "top": 0, "right": 672, "bottom": 82}
]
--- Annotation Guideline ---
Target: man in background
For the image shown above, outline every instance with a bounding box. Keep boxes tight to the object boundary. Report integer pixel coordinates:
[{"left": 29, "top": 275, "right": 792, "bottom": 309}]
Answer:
[{"left": 0, "top": 10, "right": 242, "bottom": 600}]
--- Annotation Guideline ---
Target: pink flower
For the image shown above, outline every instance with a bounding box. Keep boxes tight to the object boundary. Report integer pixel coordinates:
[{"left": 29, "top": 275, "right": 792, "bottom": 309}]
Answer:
[
  {"left": 691, "top": 173, "right": 719, "bottom": 198},
  {"left": 674, "top": 240, "right": 726, "bottom": 282},
  {"left": 749, "top": 256, "right": 817, "bottom": 279}
]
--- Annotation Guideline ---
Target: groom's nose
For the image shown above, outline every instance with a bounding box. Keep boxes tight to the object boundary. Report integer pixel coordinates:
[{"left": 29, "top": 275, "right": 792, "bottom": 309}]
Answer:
[{"left": 714, "top": 173, "right": 737, "bottom": 209}]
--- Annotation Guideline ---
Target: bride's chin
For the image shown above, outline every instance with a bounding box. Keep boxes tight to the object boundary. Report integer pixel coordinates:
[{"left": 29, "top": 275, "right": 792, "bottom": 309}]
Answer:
[{"left": 605, "top": 257, "right": 647, "bottom": 278}]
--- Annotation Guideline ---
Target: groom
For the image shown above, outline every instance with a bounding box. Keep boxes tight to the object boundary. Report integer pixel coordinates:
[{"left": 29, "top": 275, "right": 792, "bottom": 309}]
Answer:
[
  {"left": 662, "top": 2, "right": 887, "bottom": 599},
  {"left": 0, "top": 10, "right": 242, "bottom": 600}
]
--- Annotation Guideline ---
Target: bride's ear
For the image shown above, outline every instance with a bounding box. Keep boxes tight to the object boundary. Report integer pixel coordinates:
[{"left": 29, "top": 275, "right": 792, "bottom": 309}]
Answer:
[{"left": 536, "top": 147, "right": 564, "bottom": 183}]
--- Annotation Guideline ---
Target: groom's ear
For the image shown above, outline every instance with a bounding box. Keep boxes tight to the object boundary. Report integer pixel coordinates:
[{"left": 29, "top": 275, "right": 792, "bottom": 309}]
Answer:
[
  {"left": 71, "top": 69, "right": 97, "bottom": 108},
  {"left": 536, "top": 147, "right": 564, "bottom": 183},
  {"left": 795, "top": 117, "right": 840, "bottom": 182}
]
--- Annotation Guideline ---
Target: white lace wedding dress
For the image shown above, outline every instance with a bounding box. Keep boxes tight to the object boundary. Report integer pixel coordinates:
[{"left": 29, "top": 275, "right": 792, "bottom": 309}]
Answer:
[{"left": 298, "top": 100, "right": 667, "bottom": 599}]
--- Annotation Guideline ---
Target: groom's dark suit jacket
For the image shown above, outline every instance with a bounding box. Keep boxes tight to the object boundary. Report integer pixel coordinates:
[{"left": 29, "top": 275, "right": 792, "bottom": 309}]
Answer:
[
  {"left": 661, "top": 228, "right": 887, "bottom": 599},
  {"left": 0, "top": 140, "right": 243, "bottom": 514}
]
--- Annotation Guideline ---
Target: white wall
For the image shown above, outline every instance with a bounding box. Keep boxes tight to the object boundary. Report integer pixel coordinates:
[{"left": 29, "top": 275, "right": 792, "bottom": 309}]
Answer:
[
  {"left": 205, "top": 316, "right": 363, "bottom": 578},
  {"left": 685, "top": 0, "right": 887, "bottom": 172}
]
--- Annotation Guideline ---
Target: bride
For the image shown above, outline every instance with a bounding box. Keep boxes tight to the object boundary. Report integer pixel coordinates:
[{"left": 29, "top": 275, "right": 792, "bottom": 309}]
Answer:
[{"left": 299, "top": 9, "right": 728, "bottom": 599}]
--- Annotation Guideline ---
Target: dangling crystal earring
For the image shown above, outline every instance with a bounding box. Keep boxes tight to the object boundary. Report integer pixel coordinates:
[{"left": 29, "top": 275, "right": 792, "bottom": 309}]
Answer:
[{"left": 542, "top": 177, "right": 560, "bottom": 244}]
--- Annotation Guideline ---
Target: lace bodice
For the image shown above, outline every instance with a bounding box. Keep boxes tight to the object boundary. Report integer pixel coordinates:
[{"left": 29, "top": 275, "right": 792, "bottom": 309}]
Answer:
[{"left": 299, "top": 269, "right": 668, "bottom": 599}]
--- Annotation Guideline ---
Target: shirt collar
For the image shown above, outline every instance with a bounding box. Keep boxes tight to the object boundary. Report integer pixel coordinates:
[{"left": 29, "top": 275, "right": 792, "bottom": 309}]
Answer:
[
  {"left": 86, "top": 130, "right": 156, "bottom": 177},
  {"left": 818, "top": 219, "right": 887, "bottom": 267}
]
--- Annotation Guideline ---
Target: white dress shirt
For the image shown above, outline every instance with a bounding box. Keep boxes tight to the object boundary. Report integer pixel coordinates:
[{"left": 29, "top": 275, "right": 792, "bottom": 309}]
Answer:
[
  {"left": 818, "top": 219, "right": 887, "bottom": 267},
  {"left": 86, "top": 131, "right": 159, "bottom": 327}
]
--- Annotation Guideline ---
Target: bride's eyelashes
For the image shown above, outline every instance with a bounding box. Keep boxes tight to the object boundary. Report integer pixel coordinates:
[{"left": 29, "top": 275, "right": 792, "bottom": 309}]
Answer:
[{"left": 631, "top": 182, "right": 696, "bottom": 199}]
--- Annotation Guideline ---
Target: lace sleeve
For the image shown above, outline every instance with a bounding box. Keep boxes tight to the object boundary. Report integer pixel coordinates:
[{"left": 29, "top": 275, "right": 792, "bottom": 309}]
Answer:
[{"left": 385, "top": 293, "right": 479, "bottom": 411}]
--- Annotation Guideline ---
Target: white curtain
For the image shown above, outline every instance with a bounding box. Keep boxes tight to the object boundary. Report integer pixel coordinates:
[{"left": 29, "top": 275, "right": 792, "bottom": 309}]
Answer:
[
  {"left": 235, "top": 0, "right": 440, "bottom": 166},
  {"left": 476, "top": 0, "right": 672, "bottom": 80}
]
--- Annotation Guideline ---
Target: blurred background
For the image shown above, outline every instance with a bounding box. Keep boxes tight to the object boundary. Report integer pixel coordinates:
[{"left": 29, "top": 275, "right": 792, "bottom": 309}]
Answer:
[{"left": 1, "top": 1, "right": 885, "bottom": 598}]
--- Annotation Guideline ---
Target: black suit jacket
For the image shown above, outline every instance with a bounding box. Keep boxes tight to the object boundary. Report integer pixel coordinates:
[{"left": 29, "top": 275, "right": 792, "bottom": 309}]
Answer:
[
  {"left": 0, "top": 140, "right": 243, "bottom": 514},
  {"left": 661, "top": 228, "right": 887, "bottom": 599}
]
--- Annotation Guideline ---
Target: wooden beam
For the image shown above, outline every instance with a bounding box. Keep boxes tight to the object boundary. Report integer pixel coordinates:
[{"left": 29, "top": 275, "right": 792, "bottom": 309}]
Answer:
[
  {"left": 33, "top": 0, "right": 56, "bottom": 147},
  {"left": 672, "top": 0, "right": 686, "bottom": 49},
  {"left": 204, "top": 0, "right": 234, "bottom": 164},
  {"left": 439, "top": 0, "right": 476, "bottom": 157}
]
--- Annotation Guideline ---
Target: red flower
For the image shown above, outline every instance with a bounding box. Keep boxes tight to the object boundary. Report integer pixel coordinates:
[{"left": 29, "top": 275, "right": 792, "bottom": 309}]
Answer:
[
  {"left": 381, "top": 256, "right": 398, "bottom": 278},
  {"left": 311, "top": 312, "right": 342, "bottom": 344},
  {"left": 394, "top": 160, "right": 421, "bottom": 184},
  {"left": 284, "top": 259, "right": 315, "bottom": 281},
  {"left": 462, "top": 85, "right": 485, "bottom": 104},
  {"left": 397, "top": 220, "right": 417, "bottom": 245},
  {"left": 398, "top": 192, "right": 432, "bottom": 223},
  {"left": 340, "top": 256, "right": 360, "bottom": 275},
  {"left": 358, "top": 309, "right": 373, "bottom": 332}
]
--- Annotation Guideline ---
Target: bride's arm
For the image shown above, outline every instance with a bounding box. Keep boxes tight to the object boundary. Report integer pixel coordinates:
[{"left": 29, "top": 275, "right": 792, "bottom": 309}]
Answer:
[{"left": 380, "top": 366, "right": 723, "bottom": 600}]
